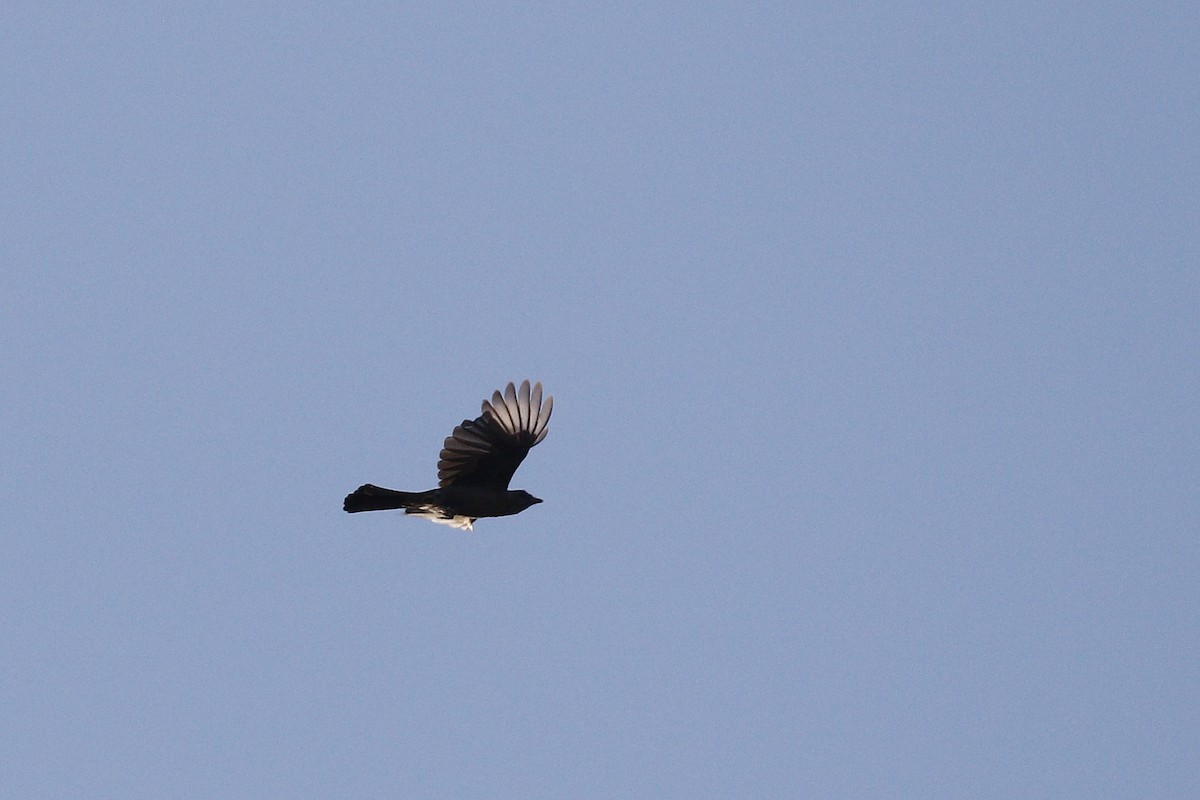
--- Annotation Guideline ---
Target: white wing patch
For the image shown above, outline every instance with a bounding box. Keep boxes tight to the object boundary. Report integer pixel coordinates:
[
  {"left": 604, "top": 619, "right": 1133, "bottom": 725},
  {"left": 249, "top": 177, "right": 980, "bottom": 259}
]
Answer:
[{"left": 404, "top": 508, "right": 475, "bottom": 530}]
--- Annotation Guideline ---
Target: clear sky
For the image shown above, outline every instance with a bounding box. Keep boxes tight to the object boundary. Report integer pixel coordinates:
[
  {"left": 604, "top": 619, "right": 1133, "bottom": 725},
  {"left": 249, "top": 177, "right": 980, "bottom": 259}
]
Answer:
[{"left": 3, "top": 3, "right": 1197, "bottom": 797}]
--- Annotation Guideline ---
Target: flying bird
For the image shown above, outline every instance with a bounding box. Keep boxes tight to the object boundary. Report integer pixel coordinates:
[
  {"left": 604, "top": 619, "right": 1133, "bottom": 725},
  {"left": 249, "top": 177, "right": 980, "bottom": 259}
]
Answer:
[{"left": 344, "top": 380, "right": 553, "bottom": 530}]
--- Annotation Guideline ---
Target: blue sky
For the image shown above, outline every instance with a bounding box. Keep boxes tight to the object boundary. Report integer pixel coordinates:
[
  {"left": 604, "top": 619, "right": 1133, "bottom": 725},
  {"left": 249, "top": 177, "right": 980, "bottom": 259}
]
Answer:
[{"left": 3, "top": 3, "right": 1197, "bottom": 797}]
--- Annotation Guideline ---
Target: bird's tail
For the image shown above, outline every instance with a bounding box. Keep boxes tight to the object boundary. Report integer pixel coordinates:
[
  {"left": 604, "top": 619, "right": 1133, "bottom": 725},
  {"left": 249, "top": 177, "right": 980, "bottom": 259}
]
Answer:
[{"left": 343, "top": 484, "right": 431, "bottom": 513}]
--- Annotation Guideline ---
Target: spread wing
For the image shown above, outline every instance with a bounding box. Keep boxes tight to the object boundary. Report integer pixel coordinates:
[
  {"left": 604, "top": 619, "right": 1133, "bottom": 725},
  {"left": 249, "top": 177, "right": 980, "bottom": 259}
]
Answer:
[{"left": 437, "top": 380, "right": 554, "bottom": 489}]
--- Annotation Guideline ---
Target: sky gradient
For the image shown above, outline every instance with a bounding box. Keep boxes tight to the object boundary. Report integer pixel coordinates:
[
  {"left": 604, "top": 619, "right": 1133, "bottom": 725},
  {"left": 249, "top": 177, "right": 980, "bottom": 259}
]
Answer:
[{"left": 3, "top": 3, "right": 1198, "bottom": 797}]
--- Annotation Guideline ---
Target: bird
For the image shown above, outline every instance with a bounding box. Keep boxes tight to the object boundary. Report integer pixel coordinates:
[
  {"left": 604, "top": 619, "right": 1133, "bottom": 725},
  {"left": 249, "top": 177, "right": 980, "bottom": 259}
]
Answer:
[{"left": 344, "top": 380, "right": 553, "bottom": 530}]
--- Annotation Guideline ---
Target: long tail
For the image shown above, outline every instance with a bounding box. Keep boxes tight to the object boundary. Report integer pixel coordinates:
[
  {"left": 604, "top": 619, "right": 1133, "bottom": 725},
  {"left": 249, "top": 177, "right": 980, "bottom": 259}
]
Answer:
[{"left": 343, "top": 484, "right": 430, "bottom": 513}]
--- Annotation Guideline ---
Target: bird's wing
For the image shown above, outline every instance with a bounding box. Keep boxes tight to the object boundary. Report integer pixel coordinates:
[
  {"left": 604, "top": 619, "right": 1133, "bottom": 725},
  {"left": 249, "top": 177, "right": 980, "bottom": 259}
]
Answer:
[{"left": 437, "top": 380, "right": 554, "bottom": 489}]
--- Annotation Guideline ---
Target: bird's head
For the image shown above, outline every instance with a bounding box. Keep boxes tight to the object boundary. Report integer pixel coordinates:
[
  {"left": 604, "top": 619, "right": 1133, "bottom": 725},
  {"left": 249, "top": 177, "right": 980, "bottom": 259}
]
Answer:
[{"left": 509, "top": 490, "right": 542, "bottom": 511}]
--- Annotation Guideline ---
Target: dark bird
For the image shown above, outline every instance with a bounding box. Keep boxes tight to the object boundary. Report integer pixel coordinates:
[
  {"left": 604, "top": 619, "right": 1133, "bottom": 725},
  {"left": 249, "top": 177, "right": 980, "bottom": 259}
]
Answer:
[{"left": 344, "top": 380, "right": 553, "bottom": 530}]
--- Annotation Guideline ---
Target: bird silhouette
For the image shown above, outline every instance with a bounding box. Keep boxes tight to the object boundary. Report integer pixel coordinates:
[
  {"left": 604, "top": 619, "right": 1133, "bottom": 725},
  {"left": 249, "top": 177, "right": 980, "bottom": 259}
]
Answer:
[{"left": 344, "top": 380, "right": 553, "bottom": 530}]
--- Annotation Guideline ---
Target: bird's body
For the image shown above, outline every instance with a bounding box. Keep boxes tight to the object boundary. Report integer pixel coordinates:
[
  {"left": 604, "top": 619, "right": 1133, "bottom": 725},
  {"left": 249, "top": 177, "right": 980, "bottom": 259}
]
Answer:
[
  {"left": 342, "top": 484, "right": 541, "bottom": 529},
  {"left": 344, "top": 380, "right": 553, "bottom": 530}
]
